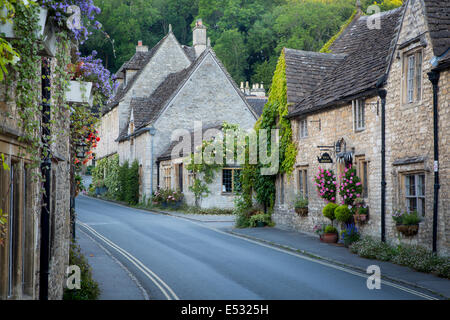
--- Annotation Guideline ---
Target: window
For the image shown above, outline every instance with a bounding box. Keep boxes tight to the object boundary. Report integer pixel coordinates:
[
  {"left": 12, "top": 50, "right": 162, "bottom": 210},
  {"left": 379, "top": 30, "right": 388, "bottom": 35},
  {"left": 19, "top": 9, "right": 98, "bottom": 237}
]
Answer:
[
  {"left": 353, "top": 99, "right": 365, "bottom": 131},
  {"left": 356, "top": 157, "right": 369, "bottom": 198},
  {"left": 405, "top": 173, "right": 425, "bottom": 216},
  {"left": 298, "top": 169, "right": 308, "bottom": 199},
  {"left": 163, "top": 166, "right": 172, "bottom": 189},
  {"left": 404, "top": 50, "right": 423, "bottom": 103},
  {"left": 280, "top": 174, "right": 285, "bottom": 204},
  {"left": 299, "top": 119, "right": 308, "bottom": 138},
  {"left": 222, "top": 168, "right": 241, "bottom": 193}
]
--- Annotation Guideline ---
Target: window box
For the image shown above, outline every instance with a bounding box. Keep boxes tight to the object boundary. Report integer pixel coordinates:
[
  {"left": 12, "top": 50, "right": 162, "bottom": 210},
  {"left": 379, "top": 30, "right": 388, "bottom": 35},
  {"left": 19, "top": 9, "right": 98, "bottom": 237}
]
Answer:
[
  {"left": 295, "top": 207, "right": 308, "bottom": 217},
  {"left": 65, "top": 81, "right": 94, "bottom": 106}
]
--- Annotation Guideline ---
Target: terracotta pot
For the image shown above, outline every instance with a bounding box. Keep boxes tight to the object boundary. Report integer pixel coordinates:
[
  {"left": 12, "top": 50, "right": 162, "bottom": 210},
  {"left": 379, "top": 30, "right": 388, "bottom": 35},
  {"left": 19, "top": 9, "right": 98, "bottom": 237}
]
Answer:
[
  {"left": 295, "top": 207, "right": 308, "bottom": 216},
  {"left": 396, "top": 224, "right": 419, "bottom": 236},
  {"left": 322, "top": 233, "right": 338, "bottom": 243},
  {"left": 354, "top": 213, "right": 367, "bottom": 224}
]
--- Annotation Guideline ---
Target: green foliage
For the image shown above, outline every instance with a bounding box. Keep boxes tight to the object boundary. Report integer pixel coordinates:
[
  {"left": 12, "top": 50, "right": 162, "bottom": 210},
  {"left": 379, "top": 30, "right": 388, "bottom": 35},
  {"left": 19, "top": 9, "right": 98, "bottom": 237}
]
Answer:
[
  {"left": 103, "top": 155, "right": 121, "bottom": 199},
  {"left": 63, "top": 241, "right": 100, "bottom": 300},
  {"left": 314, "top": 167, "right": 337, "bottom": 202},
  {"left": 126, "top": 160, "right": 140, "bottom": 205},
  {"left": 340, "top": 223, "right": 360, "bottom": 247},
  {"left": 249, "top": 212, "right": 273, "bottom": 227},
  {"left": 118, "top": 160, "right": 129, "bottom": 202},
  {"left": 324, "top": 225, "right": 338, "bottom": 234},
  {"left": 335, "top": 205, "right": 352, "bottom": 223},
  {"left": 392, "top": 210, "right": 422, "bottom": 225},
  {"left": 323, "top": 203, "right": 339, "bottom": 222},
  {"left": 350, "top": 236, "right": 449, "bottom": 278},
  {"left": 294, "top": 195, "right": 308, "bottom": 209},
  {"left": 320, "top": 9, "right": 357, "bottom": 53}
]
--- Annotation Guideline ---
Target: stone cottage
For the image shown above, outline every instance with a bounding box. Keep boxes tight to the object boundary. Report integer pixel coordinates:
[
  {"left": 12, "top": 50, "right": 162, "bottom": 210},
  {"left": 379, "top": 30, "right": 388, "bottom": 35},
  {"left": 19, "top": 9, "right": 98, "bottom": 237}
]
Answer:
[
  {"left": 274, "top": 0, "right": 449, "bottom": 254},
  {"left": 96, "top": 20, "right": 259, "bottom": 207},
  {"left": 0, "top": 55, "right": 71, "bottom": 298}
]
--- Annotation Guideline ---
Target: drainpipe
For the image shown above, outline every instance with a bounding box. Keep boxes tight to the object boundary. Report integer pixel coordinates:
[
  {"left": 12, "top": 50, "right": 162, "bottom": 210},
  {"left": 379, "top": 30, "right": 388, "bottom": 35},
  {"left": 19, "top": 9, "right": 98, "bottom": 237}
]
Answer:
[
  {"left": 377, "top": 88, "right": 387, "bottom": 242},
  {"left": 39, "top": 57, "right": 51, "bottom": 300},
  {"left": 148, "top": 127, "right": 156, "bottom": 198},
  {"left": 428, "top": 71, "right": 440, "bottom": 253}
]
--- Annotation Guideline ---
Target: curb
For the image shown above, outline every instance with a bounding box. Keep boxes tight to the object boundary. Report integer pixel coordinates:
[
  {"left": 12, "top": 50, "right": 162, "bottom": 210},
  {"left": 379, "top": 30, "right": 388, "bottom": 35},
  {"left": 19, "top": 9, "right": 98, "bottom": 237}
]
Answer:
[{"left": 226, "top": 230, "right": 449, "bottom": 300}]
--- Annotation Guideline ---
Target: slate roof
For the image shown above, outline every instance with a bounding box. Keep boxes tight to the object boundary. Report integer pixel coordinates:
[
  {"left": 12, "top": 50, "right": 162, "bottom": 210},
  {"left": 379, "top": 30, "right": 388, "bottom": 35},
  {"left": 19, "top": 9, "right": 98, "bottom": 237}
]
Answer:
[
  {"left": 117, "top": 48, "right": 259, "bottom": 142},
  {"left": 288, "top": 7, "right": 403, "bottom": 118},
  {"left": 104, "top": 34, "right": 169, "bottom": 112},
  {"left": 423, "top": 0, "right": 450, "bottom": 58},
  {"left": 157, "top": 123, "right": 223, "bottom": 161},
  {"left": 284, "top": 48, "right": 346, "bottom": 105},
  {"left": 246, "top": 96, "right": 268, "bottom": 117}
]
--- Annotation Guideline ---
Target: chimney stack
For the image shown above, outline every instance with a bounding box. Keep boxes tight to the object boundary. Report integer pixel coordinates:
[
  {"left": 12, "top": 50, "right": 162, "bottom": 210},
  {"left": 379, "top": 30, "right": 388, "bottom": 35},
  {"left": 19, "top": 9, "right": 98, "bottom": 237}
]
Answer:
[
  {"left": 193, "top": 19, "right": 207, "bottom": 58},
  {"left": 136, "top": 40, "right": 148, "bottom": 52}
]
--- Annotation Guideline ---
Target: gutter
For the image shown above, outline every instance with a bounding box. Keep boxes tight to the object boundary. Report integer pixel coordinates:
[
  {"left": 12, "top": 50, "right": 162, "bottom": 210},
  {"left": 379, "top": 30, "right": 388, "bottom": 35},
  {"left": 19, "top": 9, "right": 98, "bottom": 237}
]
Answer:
[
  {"left": 39, "top": 57, "right": 51, "bottom": 300},
  {"left": 427, "top": 71, "right": 440, "bottom": 252}
]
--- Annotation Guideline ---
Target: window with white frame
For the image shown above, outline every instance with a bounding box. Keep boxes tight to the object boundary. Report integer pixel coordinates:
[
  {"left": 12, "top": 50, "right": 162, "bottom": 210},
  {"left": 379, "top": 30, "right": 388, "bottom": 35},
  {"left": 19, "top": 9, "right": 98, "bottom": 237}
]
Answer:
[
  {"left": 299, "top": 118, "right": 308, "bottom": 138},
  {"left": 405, "top": 173, "right": 425, "bottom": 216},
  {"left": 353, "top": 99, "right": 365, "bottom": 131},
  {"left": 404, "top": 50, "right": 423, "bottom": 103}
]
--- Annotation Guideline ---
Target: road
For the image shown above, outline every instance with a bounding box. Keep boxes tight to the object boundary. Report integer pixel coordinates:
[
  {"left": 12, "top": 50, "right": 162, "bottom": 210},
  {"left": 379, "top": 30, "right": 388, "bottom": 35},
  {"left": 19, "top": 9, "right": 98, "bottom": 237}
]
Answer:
[{"left": 75, "top": 195, "right": 438, "bottom": 300}]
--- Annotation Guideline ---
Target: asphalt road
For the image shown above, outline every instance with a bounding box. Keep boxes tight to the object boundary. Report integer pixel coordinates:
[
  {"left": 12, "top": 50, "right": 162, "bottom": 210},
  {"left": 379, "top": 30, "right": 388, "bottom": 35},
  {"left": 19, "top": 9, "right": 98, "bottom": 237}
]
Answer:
[{"left": 75, "top": 195, "right": 438, "bottom": 300}]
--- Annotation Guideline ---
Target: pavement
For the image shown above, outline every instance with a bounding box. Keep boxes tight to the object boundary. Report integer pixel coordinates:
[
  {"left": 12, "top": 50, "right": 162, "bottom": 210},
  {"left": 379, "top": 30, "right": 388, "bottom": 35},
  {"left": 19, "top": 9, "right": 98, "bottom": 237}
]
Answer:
[
  {"left": 75, "top": 195, "right": 446, "bottom": 300},
  {"left": 76, "top": 225, "right": 148, "bottom": 300}
]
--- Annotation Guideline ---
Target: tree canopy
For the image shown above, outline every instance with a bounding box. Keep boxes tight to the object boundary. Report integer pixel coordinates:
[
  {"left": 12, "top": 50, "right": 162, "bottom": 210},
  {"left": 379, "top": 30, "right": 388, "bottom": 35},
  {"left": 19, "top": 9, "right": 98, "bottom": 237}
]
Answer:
[{"left": 81, "top": 0, "right": 403, "bottom": 90}]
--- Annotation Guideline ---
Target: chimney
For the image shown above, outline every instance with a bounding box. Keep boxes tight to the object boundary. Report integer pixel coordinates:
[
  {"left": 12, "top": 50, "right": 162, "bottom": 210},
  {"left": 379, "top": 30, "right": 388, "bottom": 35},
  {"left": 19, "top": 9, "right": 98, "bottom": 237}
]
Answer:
[
  {"left": 193, "top": 19, "right": 207, "bottom": 58},
  {"left": 136, "top": 40, "right": 148, "bottom": 52},
  {"left": 240, "top": 82, "right": 245, "bottom": 93},
  {"left": 245, "top": 81, "right": 250, "bottom": 95}
]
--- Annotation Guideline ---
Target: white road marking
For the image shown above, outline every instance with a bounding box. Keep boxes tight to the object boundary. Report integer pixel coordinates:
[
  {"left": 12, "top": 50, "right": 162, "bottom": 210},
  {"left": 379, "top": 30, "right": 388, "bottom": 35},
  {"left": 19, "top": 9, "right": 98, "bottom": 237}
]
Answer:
[{"left": 77, "top": 221, "right": 179, "bottom": 300}]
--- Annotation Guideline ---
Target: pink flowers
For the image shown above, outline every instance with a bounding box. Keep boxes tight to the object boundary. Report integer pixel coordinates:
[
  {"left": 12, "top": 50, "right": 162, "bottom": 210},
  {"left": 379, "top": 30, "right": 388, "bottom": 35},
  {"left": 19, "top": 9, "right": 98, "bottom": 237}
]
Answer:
[
  {"left": 315, "top": 168, "right": 337, "bottom": 203},
  {"left": 339, "top": 165, "right": 363, "bottom": 206}
]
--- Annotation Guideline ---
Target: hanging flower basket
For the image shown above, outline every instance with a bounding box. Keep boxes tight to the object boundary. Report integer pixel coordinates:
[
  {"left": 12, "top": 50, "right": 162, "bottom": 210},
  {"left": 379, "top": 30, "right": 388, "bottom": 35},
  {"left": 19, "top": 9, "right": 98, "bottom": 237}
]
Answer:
[
  {"left": 0, "top": 7, "right": 48, "bottom": 39},
  {"left": 65, "top": 81, "right": 94, "bottom": 106},
  {"left": 396, "top": 224, "right": 419, "bottom": 236},
  {"left": 295, "top": 207, "right": 308, "bottom": 217}
]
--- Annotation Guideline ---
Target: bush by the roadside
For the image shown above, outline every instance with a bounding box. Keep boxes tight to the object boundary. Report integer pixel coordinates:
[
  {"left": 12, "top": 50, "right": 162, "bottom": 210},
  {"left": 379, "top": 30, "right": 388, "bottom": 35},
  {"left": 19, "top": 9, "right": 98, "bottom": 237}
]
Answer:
[
  {"left": 350, "top": 236, "right": 450, "bottom": 278},
  {"left": 63, "top": 242, "right": 100, "bottom": 300}
]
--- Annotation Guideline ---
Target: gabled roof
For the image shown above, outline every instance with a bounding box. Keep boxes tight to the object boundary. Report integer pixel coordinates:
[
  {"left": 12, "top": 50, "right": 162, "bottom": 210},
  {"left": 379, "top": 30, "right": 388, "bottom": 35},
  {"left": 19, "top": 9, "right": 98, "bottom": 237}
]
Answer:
[
  {"left": 245, "top": 96, "right": 268, "bottom": 117},
  {"left": 423, "top": 0, "right": 450, "bottom": 67},
  {"left": 118, "top": 48, "right": 259, "bottom": 142},
  {"left": 284, "top": 48, "right": 346, "bottom": 105},
  {"left": 104, "top": 33, "right": 170, "bottom": 112},
  {"left": 288, "top": 7, "right": 403, "bottom": 118},
  {"left": 157, "top": 123, "right": 223, "bottom": 161}
]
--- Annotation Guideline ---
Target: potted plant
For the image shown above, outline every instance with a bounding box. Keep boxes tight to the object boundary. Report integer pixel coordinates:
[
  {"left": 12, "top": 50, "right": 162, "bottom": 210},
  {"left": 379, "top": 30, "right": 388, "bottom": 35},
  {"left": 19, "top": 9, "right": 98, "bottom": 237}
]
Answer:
[
  {"left": 393, "top": 210, "right": 421, "bottom": 236},
  {"left": 313, "top": 224, "right": 326, "bottom": 241},
  {"left": 353, "top": 198, "right": 369, "bottom": 223},
  {"left": 294, "top": 195, "right": 308, "bottom": 216},
  {"left": 322, "top": 225, "right": 339, "bottom": 243},
  {"left": 335, "top": 205, "right": 353, "bottom": 224},
  {"left": 249, "top": 212, "right": 271, "bottom": 228},
  {"left": 0, "top": 6, "right": 48, "bottom": 39},
  {"left": 340, "top": 223, "right": 360, "bottom": 247}
]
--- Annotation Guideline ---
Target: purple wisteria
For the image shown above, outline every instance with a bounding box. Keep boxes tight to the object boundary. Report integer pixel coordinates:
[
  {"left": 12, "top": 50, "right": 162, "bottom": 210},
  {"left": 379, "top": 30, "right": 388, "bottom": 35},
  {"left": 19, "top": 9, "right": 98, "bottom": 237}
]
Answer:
[
  {"left": 76, "top": 51, "right": 118, "bottom": 101},
  {"left": 40, "top": 0, "right": 101, "bottom": 43}
]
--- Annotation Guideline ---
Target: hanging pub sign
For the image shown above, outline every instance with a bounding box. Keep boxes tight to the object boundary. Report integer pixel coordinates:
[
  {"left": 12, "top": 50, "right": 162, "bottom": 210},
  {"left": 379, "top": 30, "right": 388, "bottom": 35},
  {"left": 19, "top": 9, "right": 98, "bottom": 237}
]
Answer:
[{"left": 318, "top": 152, "right": 333, "bottom": 163}]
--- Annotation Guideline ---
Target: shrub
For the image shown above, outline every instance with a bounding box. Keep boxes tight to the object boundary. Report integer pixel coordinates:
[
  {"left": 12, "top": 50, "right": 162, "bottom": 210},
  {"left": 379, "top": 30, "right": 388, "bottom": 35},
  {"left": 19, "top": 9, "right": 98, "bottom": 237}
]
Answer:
[
  {"left": 350, "top": 236, "right": 395, "bottom": 261},
  {"left": 335, "top": 205, "right": 353, "bottom": 223},
  {"left": 324, "top": 225, "right": 338, "bottom": 234},
  {"left": 63, "top": 242, "right": 100, "bottom": 300},
  {"left": 126, "top": 160, "right": 140, "bottom": 205},
  {"left": 249, "top": 213, "right": 273, "bottom": 227},
  {"left": 294, "top": 195, "right": 308, "bottom": 208},
  {"left": 323, "top": 203, "right": 339, "bottom": 222},
  {"left": 118, "top": 160, "right": 129, "bottom": 202}
]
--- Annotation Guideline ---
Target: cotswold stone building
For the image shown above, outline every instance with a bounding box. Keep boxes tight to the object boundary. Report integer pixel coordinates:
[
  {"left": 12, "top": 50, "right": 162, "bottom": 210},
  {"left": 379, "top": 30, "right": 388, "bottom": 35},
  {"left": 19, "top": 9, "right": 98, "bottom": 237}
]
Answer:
[
  {"left": 97, "top": 21, "right": 259, "bottom": 207},
  {"left": 274, "top": 0, "right": 449, "bottom": 254},
  {"left": 0, "top": 57, "right": 71, "bottom": 299}
]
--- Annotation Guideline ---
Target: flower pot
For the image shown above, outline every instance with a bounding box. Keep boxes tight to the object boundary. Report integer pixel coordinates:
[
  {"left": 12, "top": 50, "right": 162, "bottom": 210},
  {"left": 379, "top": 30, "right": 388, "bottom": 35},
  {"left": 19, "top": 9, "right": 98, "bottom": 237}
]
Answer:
[
  {"left": 322, "top": 233, "right": 338, "bottom": 243},
  {"left": 295, "top": 207, "right": 308, "bottom": 217},
  {"left": 65, "top": 81, "right": 94, "bottom": 106},
  {"left": 0, "top": 7, "right": 48, "bottom": 39},
  {"left": 354, "top": 213, "right": 367, "bottom": 224},
  {"left": 256, "top": 221, "right": 266, "bottom": 228},
  {"left": 396, "top": 224, "right": 419, "bottom": 236}
]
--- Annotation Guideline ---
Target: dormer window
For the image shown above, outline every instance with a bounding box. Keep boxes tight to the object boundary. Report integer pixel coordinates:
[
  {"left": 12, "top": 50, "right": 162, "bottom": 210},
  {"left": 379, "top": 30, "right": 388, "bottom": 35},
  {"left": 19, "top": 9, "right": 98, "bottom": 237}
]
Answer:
[{"left": 403, "top": 50, "right": 422, "bottom": 103}]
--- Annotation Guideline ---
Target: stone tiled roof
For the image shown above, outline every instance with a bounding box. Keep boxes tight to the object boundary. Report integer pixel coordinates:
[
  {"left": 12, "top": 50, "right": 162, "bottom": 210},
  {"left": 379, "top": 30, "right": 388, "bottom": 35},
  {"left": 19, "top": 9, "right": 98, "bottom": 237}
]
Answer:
[
  {"left": 423, "top": 0, "right": 450, "bottom": 58},
  {"left": 245, "top": 96, "right": 268, "bottom": 117},
  {"left": 289, "top": 7, "right": 403, "bottom": 118},
  {"left": 182, "top": 45, "right": 196, "bottom": 62},
  {"left": 115, "top": 63, "right": 125, "bottom": 79},
  {"left": 157, "top": 123, "right": 223, "bottom": 161},
  {"left": 284, "top": 48, "right": 346, "bottom": 105},
  {"left": 105, "top": 34, "right": 169, "bottom": 112}
]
